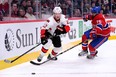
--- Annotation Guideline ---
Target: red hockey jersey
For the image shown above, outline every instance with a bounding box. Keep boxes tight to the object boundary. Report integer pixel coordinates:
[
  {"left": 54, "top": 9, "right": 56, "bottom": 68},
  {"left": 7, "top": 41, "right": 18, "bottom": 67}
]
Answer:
[{"left": 91, "top": 14, "right": 110, "bottom": 37}]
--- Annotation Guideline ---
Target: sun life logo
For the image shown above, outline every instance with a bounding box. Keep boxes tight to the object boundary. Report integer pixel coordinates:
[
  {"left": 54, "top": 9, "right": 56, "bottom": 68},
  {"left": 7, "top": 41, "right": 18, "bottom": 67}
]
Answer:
[{"left": 5, "top": 29, "right": 15, "bottom": 51}]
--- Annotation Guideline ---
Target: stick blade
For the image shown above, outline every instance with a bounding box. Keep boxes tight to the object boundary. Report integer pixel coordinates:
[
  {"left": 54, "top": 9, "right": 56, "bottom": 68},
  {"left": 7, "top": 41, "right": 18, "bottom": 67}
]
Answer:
[
  {"left": 4, "top": 59, "right": 12, "bottom": 63},
  {"left": 30, "top": 61, "right": 41, "bottom": 65}
]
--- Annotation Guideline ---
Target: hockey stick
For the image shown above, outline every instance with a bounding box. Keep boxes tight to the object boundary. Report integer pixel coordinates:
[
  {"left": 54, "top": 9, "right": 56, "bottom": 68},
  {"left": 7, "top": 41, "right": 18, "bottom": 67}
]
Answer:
[
  {"left": 4, "top": 33, "right": 55, "bottom": 63},
  {"left": 30, "top": 41, "right": 83, "bottom": 65},
  {"left": 4, "top": 43, "right": 41, "bottom": 63}
]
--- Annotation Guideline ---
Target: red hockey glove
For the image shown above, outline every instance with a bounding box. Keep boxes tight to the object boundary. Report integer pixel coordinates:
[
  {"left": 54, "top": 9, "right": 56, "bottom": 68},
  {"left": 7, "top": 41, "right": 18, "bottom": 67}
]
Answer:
[
  {"left": 83, "top": 14, "right": 92, "bottom": 22},
  {"left": 83, "top": 15, "right": 89, "bottom": 22},
  {"left": 64, "top": 25, "right": 70, "bottom": 33}
]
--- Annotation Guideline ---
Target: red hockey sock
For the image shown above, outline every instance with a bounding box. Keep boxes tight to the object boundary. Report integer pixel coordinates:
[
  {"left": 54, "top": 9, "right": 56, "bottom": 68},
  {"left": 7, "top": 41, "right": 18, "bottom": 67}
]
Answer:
[
  {"left": 41, "top": 47, "right": 48, "bottom": 53},
  {"left": 51, "top": 50, "right": 57, "bottom": 56}
]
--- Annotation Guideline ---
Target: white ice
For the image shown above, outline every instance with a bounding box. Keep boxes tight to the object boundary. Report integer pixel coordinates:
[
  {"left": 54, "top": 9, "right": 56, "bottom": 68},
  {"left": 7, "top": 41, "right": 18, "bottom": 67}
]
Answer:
[{"left": 0, "top": 40, "right": 116, "bottom": 77}]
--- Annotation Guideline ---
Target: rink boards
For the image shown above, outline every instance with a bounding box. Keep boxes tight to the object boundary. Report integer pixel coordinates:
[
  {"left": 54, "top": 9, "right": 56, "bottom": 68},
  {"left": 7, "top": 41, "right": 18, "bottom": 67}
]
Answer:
[{"left": 0, "top": 18, "right": 116, "bottom": 70}]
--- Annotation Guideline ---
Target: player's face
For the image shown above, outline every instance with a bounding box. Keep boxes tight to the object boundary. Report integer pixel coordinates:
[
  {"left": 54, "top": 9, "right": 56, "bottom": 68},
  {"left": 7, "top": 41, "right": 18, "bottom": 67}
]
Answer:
[
  {"left": 92, "top": 13, "right": 96, "bottom": 17},
  {"left": 54, "top": 13, "right": 61, "bottom": 20}
]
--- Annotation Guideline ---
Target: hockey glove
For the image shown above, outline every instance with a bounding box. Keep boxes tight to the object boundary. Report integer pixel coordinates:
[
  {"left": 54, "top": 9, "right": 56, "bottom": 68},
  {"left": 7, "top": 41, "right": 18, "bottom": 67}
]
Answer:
[
  {"left": 83, "top": 15, "right": 89, "bottom": 22},
  {"left": 55, "top": 25, "right": 70, "bottom": 35},
  {"left": 90, "top": 29, "right": 97, "bottom": 39},
  {"left": 83, "top": 14, "right": 92, "bottom": 22},
  {"left": 54, "top": 26, "right": 63, "bottom": 35},
  {"left": 41, "top": 29, "right": 51, "bottom": 45},
  {"left": 41, "top": 37, "right": 48, "bottom": 45}
]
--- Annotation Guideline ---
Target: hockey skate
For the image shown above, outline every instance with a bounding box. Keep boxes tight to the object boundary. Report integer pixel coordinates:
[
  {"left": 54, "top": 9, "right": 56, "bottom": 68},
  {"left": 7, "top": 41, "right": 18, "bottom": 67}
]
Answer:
[
  {"left": 47, "top": 54, "right": 57, "bottom": 61},
  {"left": 78, "top": 50, "right": 88, "bottom": 56},
  {"left": 37, "top": 54, "right": 44, "bottom": 62},
  {"left": 87, "top": 51, "right": 98, "bottom": 59}
]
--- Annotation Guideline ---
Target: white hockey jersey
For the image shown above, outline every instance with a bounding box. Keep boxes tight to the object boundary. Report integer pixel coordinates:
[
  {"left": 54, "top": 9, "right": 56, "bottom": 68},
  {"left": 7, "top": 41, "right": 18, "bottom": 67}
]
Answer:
[{"left": 41, "top": 14, "right": 69, "bottom": 35}]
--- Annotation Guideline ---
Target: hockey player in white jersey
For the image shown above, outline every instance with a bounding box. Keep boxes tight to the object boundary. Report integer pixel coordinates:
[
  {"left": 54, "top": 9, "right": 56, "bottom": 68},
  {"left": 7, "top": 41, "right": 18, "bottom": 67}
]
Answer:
[{"left": 37, "top": 7, "right": 70, "bottom": 62}]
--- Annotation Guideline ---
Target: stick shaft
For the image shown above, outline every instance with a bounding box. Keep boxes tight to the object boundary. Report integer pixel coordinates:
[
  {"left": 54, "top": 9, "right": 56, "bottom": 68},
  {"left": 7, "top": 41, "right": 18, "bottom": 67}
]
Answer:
[
  {"left": 30, "top": 41, "right": 83, "bottom": 65},
  {"left": 57, "top": 42, "right": 82, "bottom": 57},
  {"left": 10, "top": 43, "right": 41, "bottom": 63}
]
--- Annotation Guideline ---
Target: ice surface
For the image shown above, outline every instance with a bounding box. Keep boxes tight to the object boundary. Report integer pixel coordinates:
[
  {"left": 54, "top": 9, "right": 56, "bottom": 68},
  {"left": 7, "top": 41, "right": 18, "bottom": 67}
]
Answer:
[{"left": 0, "top": 40, "right": 116, "bottom": 77}]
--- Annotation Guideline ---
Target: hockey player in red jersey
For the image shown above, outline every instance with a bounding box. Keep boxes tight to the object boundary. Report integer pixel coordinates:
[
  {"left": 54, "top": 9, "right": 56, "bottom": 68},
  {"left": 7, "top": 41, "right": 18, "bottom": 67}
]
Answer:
[
  {"left": 78, "top": 6, "right": 111, "bottom": 59},
  {"left": 37, "top": 7, "right": 70, "bottom": 62}
]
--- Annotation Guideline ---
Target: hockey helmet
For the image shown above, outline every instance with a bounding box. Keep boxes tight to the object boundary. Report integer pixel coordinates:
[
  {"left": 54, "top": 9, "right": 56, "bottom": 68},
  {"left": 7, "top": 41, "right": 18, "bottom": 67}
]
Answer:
[
  {"left": 91, "top": 6, "right": 101, "bottom": 13},
  {"left": 53, "top": 7, "right": 62, "bottom": 13}
]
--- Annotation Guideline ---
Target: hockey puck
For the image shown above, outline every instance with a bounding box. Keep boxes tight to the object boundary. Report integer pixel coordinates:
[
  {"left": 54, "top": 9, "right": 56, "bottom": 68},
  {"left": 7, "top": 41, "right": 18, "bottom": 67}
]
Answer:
[{"left": 31, "top": 72, "right": 36, "bottom": 75}]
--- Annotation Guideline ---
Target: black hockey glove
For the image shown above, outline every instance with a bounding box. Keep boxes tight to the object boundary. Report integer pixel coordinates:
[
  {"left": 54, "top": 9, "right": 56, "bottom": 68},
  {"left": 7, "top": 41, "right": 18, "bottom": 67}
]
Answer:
[
  {"left": 55, "top": 26, "right": 70, "bottom": 35},
  {"left": 41, "top": 29, "right": 52, "bottom": 45},
  {"left": 41, "top": 37, "right": 48, "bottom": 45},
  {"left": 54, "top": 28, "right": 63, "bottom": 35}
]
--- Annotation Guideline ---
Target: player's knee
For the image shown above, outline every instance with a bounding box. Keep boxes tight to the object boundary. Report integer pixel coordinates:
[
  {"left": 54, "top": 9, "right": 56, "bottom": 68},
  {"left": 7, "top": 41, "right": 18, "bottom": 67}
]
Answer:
[
  {"left": 82, "top": 35, "right": 88, "bottom": 42},
  {"left": 43, "top": 39, "right": 52, "bottom": 49}
]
